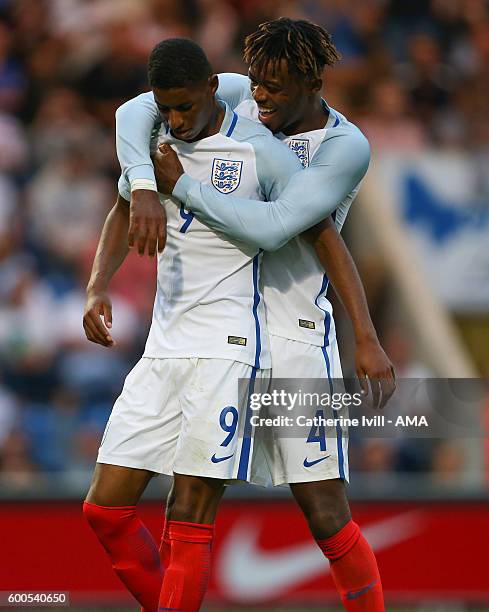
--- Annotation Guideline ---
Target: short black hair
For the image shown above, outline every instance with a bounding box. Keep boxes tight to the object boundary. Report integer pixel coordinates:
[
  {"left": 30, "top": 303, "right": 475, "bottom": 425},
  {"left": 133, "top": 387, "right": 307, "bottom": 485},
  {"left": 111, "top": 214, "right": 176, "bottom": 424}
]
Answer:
[
  {"left": 148, "top": 38, "right": 212, "bottom": 90},
  {"left": 244, "top": 17, "right": 341, "bottom": 80}
]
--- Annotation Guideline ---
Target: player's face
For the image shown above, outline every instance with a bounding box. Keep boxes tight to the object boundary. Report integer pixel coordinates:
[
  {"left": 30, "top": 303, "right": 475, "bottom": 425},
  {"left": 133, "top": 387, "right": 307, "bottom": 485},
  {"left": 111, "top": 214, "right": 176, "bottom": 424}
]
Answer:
[
  {"left": 153, "top": 76, "right": 218, "bottom": 142},
  {"left": 248, "top": 59, "right": 318, "bottom": 135}
]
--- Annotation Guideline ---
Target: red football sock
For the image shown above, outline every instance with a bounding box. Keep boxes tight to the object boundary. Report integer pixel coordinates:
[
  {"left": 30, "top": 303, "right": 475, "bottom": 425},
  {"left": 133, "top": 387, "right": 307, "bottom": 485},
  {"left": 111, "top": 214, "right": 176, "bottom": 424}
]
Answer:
[
  {"left": 160, "top": 517, "right": 171, "bottom": 570},
  {"left": 140, "top": 518, "right": 172, "bottom": 612},
  {"left": 158, "top": 520, "right": 214, "bottom": 612},
  {"left": 83, "top": 501, "right": 162, "bottom": 612},
  {"left": 317, "top": 520, "right": 384, "bottom": 611}
]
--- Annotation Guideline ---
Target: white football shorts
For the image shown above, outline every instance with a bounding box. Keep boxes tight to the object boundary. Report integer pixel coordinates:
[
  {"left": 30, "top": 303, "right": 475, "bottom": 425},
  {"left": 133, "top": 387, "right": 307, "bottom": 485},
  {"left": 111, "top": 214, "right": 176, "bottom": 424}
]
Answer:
[
  {"left": 97, "top": 357, "right": 269, "bottom": 482},
  {"left": 251, "top": 334, "right": 349, "bottom": 486}
]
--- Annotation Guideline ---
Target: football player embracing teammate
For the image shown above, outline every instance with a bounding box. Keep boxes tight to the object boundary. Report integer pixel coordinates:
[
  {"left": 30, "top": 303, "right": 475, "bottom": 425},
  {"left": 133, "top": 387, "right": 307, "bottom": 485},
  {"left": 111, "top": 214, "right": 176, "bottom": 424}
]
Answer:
[
  {"left": 94, "top": 19, "right": 396, "bottom": 612},
  {"left": 83, "top": 38, "right": 301, "bottom": 612}
]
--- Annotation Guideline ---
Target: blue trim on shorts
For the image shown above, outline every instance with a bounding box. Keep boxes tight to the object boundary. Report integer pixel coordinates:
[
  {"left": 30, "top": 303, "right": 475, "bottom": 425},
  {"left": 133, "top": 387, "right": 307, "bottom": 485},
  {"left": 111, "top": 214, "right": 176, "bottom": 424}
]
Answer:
[
  {"left": 321, "top": 345, "right": 345, "bottom": 480},
  {"left": 237, "top": 366, "right": 257, "bottom": 480},
  {"left": 315, "top": 275, "right": 345, "bottom": 480},
  {"left": 236, "top": 252, "right": 262, "bottom": 480}
]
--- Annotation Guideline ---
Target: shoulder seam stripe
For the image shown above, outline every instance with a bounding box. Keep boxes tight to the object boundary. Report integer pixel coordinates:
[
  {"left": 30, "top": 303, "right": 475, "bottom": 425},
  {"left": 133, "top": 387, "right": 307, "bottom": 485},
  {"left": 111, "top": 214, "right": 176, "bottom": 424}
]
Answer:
[{"left": 226, "top": 111, "right": 238, "bottom": 137}]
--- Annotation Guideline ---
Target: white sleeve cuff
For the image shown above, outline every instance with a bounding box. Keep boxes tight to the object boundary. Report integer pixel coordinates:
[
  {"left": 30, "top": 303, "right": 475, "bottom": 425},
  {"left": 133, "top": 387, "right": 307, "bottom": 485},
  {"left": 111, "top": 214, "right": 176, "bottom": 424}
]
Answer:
[{"left": 130, "top": 178, "right": 157, "bottom": 192}]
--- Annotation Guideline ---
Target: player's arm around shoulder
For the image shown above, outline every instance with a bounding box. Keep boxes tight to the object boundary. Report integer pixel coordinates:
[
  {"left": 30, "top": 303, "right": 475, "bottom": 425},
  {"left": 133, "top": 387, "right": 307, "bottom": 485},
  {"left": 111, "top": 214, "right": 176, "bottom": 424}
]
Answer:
[
  {"left": 116, "top": 91, "right": 160, "bottom": 184},
  {"left": 115, "top": 73, "right": 251, "bottom": 180},
  {"left": 261, "top": 125, "right": 370, "bottom": 249},
  {"left": 113, "top": 76, "right": 250, "bottom": 258},
  {"left": 115, "top": 92, "right": 167, "bottom": 258},
  {"left": 216, "top": 73, "right": 252, "bottom": 108},
  {"left": 223, "top": 132, "right": 304, "bottom": 250}
]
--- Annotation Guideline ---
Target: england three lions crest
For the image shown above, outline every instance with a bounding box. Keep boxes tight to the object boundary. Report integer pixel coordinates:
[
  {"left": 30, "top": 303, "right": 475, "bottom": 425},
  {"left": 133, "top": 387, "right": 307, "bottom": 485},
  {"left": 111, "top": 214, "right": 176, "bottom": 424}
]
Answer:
[
  {"left": 212, "top": 158, "right": 243, "bottom": 194},
  {"left": 288, "top": 139, "right": 310, "bottom": 168}
]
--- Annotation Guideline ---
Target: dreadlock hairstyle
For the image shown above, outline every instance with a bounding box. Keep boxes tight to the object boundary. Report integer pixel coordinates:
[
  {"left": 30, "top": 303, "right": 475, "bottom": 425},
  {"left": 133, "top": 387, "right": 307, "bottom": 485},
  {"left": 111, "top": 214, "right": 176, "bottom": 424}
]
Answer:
[{"left": 243, "top": 17, "right": 341, "bottom": 81}]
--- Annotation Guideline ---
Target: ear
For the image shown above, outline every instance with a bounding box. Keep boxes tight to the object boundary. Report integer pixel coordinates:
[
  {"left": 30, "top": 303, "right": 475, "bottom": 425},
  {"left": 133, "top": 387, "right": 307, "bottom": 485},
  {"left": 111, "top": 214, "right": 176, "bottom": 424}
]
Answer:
[
  {"left": 209, "top": 74, "right": 219, "bottom": 96},
  {"left": 309, "top": 77, "right": 323, "bottom": 94}
]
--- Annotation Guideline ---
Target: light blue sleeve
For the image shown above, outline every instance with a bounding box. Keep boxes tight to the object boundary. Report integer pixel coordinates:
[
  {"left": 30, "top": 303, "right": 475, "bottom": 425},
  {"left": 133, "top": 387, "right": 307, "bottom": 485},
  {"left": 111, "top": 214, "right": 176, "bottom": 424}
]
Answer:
[
  {"left": 115, "top": 73, "right": 250, "bottom": 186},
  {"left": 117, "top": 174, "right": 131, "bottom": 202},
  {"left": 251, "top": 134, "right": 303, "bottom": 200},
  {"left": 115, "top": 92, "right": 160, "bottom": 185},
  {"left": 173, "top": 127, "right": 371, "bottom": 251},
  {"left": 216, "top": 73, "right": 252, "bottom": 108}
]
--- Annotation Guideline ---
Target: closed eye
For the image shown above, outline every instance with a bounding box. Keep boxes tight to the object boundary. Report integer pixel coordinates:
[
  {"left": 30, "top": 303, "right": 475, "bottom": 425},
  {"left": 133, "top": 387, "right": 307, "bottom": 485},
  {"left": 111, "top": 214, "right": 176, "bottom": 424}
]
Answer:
[{"left": 156, "top": 103, "right": 193, "bottom": 113}]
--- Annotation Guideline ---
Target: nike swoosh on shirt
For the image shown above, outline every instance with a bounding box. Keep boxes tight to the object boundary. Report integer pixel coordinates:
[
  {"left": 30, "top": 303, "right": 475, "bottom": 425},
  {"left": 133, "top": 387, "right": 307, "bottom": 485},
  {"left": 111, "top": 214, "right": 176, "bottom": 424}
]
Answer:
[
  {"left": 211, "top": 453, "right": 234, "bottom": 463},
  {"left": 303, "top": 455, "right": 330, "bottom": 468},
  {"left": 217, "top": 511, "right": 422, "bottom": 601}
]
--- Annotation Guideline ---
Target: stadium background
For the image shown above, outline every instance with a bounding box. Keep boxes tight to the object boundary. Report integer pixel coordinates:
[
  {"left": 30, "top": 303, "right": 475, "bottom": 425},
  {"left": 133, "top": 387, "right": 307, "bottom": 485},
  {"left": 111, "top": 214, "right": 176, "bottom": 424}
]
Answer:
[{"left": 0, "top": 0, "right": 488, "bottom": 609}]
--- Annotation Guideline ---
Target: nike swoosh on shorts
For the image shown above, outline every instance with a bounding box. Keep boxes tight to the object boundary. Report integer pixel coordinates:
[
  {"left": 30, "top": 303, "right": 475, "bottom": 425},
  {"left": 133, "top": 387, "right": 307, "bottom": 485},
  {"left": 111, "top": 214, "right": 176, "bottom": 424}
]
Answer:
[
  {"left": 303, "top": 455, "right": 330, "bottom": 468},
  {"left": 211, "top": 453, "right": 234, "bottom": 463}
]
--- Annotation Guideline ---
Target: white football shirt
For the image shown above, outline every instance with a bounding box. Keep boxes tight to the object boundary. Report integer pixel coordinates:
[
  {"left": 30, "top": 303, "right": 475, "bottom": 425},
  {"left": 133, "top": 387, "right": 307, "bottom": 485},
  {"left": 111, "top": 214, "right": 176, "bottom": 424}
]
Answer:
[
  {"left": 234, "top": 95, "right": 359, "bottom": 346},
  {"left": 118, "top": 102, "right": 301, "bottom": 367},
  {"left": 116, "top": 76, "right": 370, "bottom": 350}
]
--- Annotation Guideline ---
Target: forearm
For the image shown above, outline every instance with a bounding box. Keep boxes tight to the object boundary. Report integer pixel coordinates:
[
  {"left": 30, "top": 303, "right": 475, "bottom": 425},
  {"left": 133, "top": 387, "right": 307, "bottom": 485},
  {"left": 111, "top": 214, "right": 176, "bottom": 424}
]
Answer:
[
  {"left": 173, "top": 131, "right": 369, "bottom": 252},
  {"left": 87, "top": 196, "right": 130, "bottom": 293},
  {"left": 307, "top": 222, "right": 377, "bottom": 343},
  {"left": 174, "top": 175, "right": 298, "bottom": 251}
]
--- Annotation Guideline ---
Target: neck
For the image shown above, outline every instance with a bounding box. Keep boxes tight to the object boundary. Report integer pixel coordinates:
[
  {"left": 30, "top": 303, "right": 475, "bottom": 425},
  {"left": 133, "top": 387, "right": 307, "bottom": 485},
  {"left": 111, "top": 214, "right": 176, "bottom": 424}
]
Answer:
[
  {"left": 194, "top": 100, "right": 225, "bottom": 141},
  {"left": 282, "top": 95, "right": 328, "bottom": 136}
]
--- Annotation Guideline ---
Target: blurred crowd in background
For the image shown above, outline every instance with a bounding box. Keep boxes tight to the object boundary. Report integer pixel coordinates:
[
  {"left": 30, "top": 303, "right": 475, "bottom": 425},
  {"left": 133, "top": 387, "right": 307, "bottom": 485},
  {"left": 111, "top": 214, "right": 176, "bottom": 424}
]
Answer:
[{"left": 1, "top": 0, "right": 488, "bottom": 493}]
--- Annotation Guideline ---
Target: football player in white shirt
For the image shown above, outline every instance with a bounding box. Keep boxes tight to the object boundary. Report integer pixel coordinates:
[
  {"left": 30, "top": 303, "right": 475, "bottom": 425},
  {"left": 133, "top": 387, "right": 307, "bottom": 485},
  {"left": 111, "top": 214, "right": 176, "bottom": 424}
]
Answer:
[
  {"left": 82, "top": 39, "right": 301, "bottom": 612},
  {"left": 117, "top": 20, "right": 395, "bottom": 611}
]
